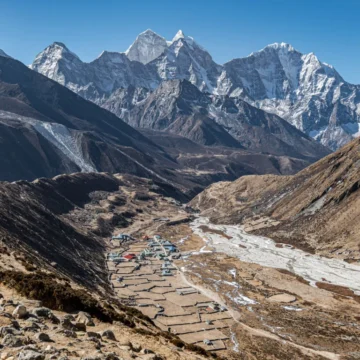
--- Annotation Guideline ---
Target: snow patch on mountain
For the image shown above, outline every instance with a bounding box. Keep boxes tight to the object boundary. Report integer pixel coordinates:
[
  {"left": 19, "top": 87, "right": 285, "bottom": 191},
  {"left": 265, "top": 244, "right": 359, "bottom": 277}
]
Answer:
[
  {"left": 0, "top": 110, "right": 97, "bottom": 172},
  {"left": 126, "top": 29, "right": 167, "bottom": 64},
  {"left": 32, "top": 122, "right": 97, "bottom": 173}
]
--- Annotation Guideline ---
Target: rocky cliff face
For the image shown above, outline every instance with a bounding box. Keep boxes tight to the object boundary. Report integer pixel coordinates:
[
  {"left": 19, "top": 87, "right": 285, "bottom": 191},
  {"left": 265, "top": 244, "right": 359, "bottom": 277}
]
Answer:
[
  {"left": 30, "top": 32, "right": 360, "bottom": 150},
  {"left": 125, "top": 29, "right": 168, "bottom": 64},
  {"left": 219, "top": 43, "right": 360, "bottom": 150},
  {"left": 110, "top": 79, "right": 330, "bottom": 161}
]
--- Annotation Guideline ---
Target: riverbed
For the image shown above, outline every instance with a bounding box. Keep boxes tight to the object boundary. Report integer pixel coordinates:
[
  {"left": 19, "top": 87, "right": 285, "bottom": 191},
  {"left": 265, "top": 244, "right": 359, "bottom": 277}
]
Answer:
[{"left": 191, "top": 217, "right": 360, "bottom": 293}]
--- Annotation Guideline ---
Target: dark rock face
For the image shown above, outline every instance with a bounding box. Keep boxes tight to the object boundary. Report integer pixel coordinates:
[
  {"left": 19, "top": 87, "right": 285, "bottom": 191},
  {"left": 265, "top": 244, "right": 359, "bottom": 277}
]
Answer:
[
  {"left": 0, "top": 55, "right": 184, "bottom": 187},
  {"left": 109, "top": 79, "right": 330, "bottom": 161}
]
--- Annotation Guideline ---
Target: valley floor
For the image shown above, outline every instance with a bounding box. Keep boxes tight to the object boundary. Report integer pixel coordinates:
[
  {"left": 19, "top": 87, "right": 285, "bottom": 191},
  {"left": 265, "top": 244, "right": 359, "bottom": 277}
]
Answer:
[{"left": 108, "top": 203, "right": 360, "bottom": 360}]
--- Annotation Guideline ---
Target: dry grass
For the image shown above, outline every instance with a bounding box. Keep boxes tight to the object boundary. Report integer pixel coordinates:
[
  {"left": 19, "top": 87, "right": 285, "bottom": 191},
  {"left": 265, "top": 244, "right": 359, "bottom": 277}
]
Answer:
[{"left": 198, "top": 225, "right": 232, "bottom": 240}]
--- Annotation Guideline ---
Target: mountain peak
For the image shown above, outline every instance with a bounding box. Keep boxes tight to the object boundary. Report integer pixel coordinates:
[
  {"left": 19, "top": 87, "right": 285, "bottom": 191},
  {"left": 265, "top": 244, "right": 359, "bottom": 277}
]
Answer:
[
  {"left": 139, "top": 29, "right": 158, "bottom": 36},
  {"left": 126, "top": 29, "right": 167, "bottom": 64},
  {"left": 249, "top": 42, "right": 297, "bottom": 57},
  {"left": 35, "top": 41, "right": 80, "bottom": 61},
  {"left": 172, "top": 30, "right": 186, "bottom": 42},
  {"left": 0, "top": 49, "right": 10, "bottom": 58},
  {"left": 266, "top": 42, "right": 295, "bottom": 51}
]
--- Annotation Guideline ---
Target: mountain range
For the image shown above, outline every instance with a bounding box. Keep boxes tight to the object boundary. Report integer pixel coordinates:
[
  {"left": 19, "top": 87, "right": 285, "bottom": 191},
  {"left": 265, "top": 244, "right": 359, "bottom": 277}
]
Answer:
[
  {"left": 0, "top": 53, "right": 322, "bottom": 193},
  {"left": 30, "top": 29, "right": 360, "bottom": 150}
]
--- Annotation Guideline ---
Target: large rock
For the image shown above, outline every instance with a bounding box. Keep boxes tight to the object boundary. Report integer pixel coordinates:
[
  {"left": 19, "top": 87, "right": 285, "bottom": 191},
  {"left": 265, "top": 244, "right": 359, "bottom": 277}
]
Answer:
[
  {"left": 0, "top": 326, "right": 21, "bottom": 337},
  {"left": 12, "top": 305, "right": 27, "bottom": 319},
  {"left": 73, "top": 322, "right": 86, "bottom": 332},
  {"left": 76, "top": 311, "right": 94, "bottom": 326},
  {"left": 100, "top": 329, "right": 116, "bottom": 341},
  {"left": 31, "top": 307, "right": 52, "bottom": 318},
  {"left": 1, "top": 333, "right": 24, "bottom": 347},
  {"left": 87, "top": 331, "right": 101, "bottom": 339},
  {"left": 18, "top": 350, "right": 45, "bottom": 360},
  {"left": 33, "top": 332, "right": 51, "bottom": 342}
]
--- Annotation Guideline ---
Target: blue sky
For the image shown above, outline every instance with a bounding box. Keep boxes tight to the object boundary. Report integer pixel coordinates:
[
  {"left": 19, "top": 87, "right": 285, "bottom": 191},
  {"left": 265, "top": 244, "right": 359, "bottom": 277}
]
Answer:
[{"left": 1, "top": 0, "right": 360, "bottom": 83}]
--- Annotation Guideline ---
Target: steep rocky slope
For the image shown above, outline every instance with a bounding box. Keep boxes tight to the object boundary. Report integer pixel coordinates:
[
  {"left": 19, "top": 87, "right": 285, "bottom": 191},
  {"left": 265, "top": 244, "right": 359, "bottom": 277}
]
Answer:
[
  {"left": 31, "top": 31, "right": 360, "bottom": 149},
  {"left": 0, "top": 173, "right": 184, "bottom": 289},
  {"left": 107, "top": 79, "right": 330, "bottom": 161},
  {"left": 0, "top": 55, "right": 182, "bottom": 184},
  {"left": 191, "top": 137, "right": 360, "bottom": 260},
  {"left": 218, "top": 42, "right": 360, "bottom": 150},
  {"left": 0, "top": 172, "right": 219, "bottom": 360}
]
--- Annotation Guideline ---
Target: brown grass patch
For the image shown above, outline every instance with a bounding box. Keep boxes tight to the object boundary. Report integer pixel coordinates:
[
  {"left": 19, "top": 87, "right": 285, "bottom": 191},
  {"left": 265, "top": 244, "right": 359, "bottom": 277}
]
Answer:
[
  {"left": 0, "top": 270, "right": 153, "bottom": 327},
  {"left": 276, "top": 268, "right": 310, "bottom": 285},
  {"left": 199, "top": 225, "right": 232, "bottom": 240},
  {"left": 315, "top": 282, "right": 359, "bottom": 300}
]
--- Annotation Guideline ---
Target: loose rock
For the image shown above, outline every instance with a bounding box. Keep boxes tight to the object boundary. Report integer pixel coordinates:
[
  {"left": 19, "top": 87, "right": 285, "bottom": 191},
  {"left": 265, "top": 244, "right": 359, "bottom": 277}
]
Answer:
[
  {"left": 34, "top": 332, "right": 51, "bottom": 342},
  {"left": 87, "top": 331, "right": 101, "bottom": 339},
  {"left": 31, "top": 307, "right": 52, "bottom": 318},
  {"left": 12, "top": 305, "right": 27, "bottom": 319},
  {"left": 1, "top": 333, "right": 24, "bottom": 347},
  {"left": 18, "top": 350, "right": 45, "bottom": 360},
  {"left": 76, "top": 312, "right": 94, "bottom": 326},
  {"left": 101, "top": 330, "right": 116, "bottom": 341}
]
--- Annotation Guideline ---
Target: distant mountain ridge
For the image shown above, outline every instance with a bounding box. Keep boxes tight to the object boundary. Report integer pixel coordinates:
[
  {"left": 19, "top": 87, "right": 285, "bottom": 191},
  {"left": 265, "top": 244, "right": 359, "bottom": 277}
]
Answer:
[
  {"left": 29, "top": 30, "right": 360, "bottom": 150},
  {"left": 109, "top": 79, "right": 330, "bottom": 161},
  {"left": 0, "top": 54, "right": 317, "bottom": 193}
]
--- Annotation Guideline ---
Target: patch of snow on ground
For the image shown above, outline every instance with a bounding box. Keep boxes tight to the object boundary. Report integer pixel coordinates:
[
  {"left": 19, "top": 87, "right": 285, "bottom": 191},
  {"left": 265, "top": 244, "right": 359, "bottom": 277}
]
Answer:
[
  {"left": 229, "top": 269, "right": 237, "bottom": 278},
  {"left": 283, "top": 306, "right": 303, "bottom": 311},
  {"left": 229, "top": 292, "right": 257, "bottom": 306},
  {"left": 230, "top": 328, "right": 240, "bottom": 353},
  {"left": 223, "top": 281, "right": 238, "bottom": 287}
]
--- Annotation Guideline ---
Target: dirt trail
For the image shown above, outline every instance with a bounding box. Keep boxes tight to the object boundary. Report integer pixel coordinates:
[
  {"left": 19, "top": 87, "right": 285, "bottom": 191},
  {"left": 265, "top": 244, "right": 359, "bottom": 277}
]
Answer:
[{"left": 179, "top": 271, "right": 340, "bottom": 360}]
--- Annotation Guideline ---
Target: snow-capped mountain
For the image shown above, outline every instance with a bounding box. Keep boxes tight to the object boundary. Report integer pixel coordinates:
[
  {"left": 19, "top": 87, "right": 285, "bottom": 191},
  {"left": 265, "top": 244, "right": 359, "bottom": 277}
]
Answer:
[
  {"left": 108, "top": 79, "right": 329, "bottom": 161},
  {"left": 31, "top": 31, "right": 360, "bottom": 150},
  {"left": 125, "top": 29, "right": 168, "bottom": 64},
  {"left": 218, "top": 42, "right": 360, "bottom": 150},
  {"left": 30, "top": 42, "right": 161, "bottom": 103}
]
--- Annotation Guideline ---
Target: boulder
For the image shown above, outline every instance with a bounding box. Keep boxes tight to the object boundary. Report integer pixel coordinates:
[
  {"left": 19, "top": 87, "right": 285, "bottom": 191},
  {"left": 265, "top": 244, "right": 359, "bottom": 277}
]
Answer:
[
  {"left": 131, "top": 341, "right": 142, "bottom": 352},
  {"left": 31, "top": 307, "right": 52, "bottom": 318},
  {"left": 87, "top": 331, "right": 101, "bottom": 339},
  {"left": 140, "top": 349, "right": 154, "bottom": 354},
  {"left": 76, "top": 312, "right": 94, "bottom": 326},
  {"left": 100, "top": 329, "right": 116, "bottom": 341},
  {"left": 12, "top": 305, "right": 27, "bottom": 319},
  {"left": 10, "top": 320, "right": 20, "bottom": 329},
  {"left": 1, "top": 333, "right": 24, "bottom": 347},
  {"left": 104, "top": 354, "right": 120, "bottom": 360},
  {"left": 44, "top": 345, "right": 58, "bottom": 354},
  {"left": 60, "top": 317, "right": 74, "bottom": 330},
  {"left": 73, "top": 322, "right": 86, "bottom": 332},
  {"left": 33, "top": 332, "right": 51, "bottom": 342},
  {"left": 63, "top": 330, "right": 77, "bottom": 338},
  {"left": 49, "top": 313, "right": 60, "bottom": 324},
  {"left": 18, "top": 350, "right": 45, "bottom": 360},
  {"left": 0, "top": 326, "right": 18, "bottom": 337}
]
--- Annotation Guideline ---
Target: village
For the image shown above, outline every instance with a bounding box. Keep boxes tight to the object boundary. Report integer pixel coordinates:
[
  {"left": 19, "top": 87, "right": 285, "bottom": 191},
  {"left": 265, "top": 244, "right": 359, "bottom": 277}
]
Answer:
[{"left": 105, "top": 232, "right": 234, "bottom": 353}]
